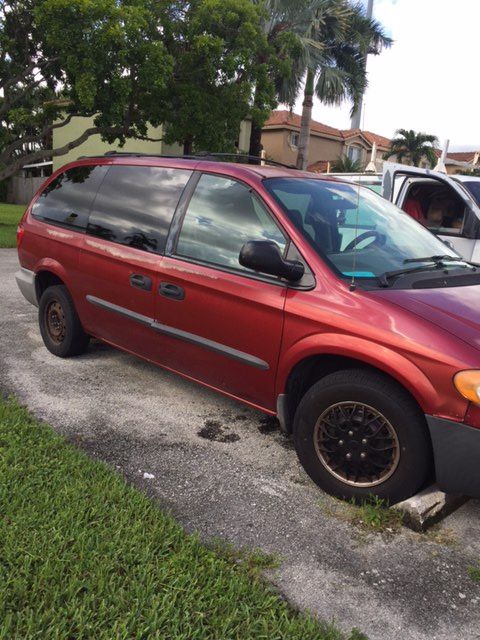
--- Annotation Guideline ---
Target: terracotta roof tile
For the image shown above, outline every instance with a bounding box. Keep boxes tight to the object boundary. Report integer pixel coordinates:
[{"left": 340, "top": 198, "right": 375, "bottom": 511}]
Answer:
[
  {"left": 264, "top": 110, "right": 391, "bottom": 149},
  {"left": 447, "top": 151, "right": 479, "bottom": 163},
  {"left": 341, "top": 128, "right": 391, "bottom": 149},
  {"left": 434, "top": 149, "right": 480, "bottom": 164},
  {"left": 264, "top": 110, "right": 342, "bottom": 138}
]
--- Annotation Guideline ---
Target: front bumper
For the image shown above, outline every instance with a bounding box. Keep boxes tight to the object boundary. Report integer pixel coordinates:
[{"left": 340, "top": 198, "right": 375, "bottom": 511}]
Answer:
[
  {"left": 15, "top": 268, "right": 38, "bottom": 307},
  {"left": 427, "top": 415, "right": 480, "bottom": 497}
]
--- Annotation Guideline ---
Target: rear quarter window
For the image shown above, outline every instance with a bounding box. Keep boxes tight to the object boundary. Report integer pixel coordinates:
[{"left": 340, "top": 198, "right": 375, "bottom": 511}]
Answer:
[
  {"left": 32, "top": 165, "right": 107, "bottom": 232},
  {"left": 87, "top": 165, "right": 192, "bottom": 254}
]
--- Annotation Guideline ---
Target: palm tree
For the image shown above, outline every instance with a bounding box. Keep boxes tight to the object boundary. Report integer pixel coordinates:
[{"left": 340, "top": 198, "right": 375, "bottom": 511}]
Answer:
[
  {"left": 385, "top": 129, "right": 439, "bottom": 167},
  {"left": 248, "top": 0, "right": 307, "bottom": 158},
  {"left": 331, "top": 154, "right": 363, "bottom": 172},
  {"left": 294, "top": 1, "right": 391, "bottom": 169}
]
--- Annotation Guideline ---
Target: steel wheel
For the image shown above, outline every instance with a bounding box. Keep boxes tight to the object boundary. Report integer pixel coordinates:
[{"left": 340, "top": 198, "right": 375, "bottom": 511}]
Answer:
[
  {"left": 314, "top": 401, "right": 400, "bottom": 487},
  {"left": 45, "top": 300, "right": 66, "bottom": 344}
]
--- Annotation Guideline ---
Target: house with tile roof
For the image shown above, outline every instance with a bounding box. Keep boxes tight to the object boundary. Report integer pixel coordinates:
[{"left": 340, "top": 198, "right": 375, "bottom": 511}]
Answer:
[
  {"left": 261, "top": 110, "right": 392, "bottom": 171},
  {"left": 433, "top": 149, "right": 480, "bottom": 174}
]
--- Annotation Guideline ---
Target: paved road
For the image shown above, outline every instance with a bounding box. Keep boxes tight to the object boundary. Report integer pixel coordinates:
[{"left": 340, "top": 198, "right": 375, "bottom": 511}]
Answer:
[{"left": 1, "top": 248, "right": 480, "bottom": 640}]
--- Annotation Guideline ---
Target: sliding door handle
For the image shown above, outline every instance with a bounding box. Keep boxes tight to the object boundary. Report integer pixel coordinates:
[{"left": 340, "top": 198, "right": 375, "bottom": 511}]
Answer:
[
  {"left": 130, "top": 274, "right": 152, "bottom": 291},
  {"left": 159, "top": 282, "right": 185, "bottom": 300}
]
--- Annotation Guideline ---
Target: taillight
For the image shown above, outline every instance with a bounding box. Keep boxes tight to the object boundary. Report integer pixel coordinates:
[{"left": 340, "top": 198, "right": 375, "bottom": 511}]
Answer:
[
  {"left": 16, "top": 207, "right": 29, "bottom": 248},
  {"left": 16, "top": 225, "right": 25, "bottom": 248}
]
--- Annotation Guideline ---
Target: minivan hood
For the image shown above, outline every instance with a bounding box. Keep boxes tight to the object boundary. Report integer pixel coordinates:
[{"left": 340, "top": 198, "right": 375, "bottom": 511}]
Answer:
[{"left": 371, "top": 285, "right": 480, "bottom": 351}]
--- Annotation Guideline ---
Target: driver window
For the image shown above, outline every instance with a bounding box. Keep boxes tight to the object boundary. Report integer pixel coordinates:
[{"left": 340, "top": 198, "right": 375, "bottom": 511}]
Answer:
[{"left": 176, "top": 173, "right": 287, "bottom": 271}]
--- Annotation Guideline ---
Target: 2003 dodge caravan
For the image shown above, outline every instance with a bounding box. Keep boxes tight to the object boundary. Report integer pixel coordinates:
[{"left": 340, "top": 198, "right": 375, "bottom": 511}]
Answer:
[{"left": 15, "top": 154, "right": 480, "bottom": 503}]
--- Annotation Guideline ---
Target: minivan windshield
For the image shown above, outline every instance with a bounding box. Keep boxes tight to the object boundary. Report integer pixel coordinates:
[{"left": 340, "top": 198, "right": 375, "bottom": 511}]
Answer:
[{"left": 264, "top": 177, "right": 461, "bottom": 282}]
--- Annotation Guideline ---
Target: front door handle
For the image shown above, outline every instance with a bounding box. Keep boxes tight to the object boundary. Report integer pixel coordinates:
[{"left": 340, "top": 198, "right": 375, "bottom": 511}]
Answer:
[
  {"left": 159, "top": 282, "right": 185, "bottom": 300},
  {"left": 130, "top": 274, "right": 152, "bottom": 291}
]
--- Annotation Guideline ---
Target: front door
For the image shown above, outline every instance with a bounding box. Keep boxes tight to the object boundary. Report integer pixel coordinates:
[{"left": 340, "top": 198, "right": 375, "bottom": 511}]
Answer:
[
  {"left": 153, "top": 173, "right": 289, "bottom": 411},
  {"left": 382, "top": 162, "right": 480, "bottom": 260}
]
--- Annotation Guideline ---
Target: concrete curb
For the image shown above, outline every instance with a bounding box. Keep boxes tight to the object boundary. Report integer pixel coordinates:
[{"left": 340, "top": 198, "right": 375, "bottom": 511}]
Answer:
[{"left": 393, "top": 484, "right": 468, "bottom": 532}]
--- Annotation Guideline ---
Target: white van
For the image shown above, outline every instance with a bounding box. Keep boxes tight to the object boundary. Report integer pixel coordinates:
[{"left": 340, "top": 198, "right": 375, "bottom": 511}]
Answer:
[{"left": 382, "top": 162, "right": 480, "bottom": 260}]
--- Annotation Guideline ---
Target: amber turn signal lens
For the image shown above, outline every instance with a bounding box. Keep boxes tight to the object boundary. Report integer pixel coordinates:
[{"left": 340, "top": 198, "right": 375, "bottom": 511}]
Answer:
[{"left": 453, "top": 370, "right": 480, "bottom": 405}]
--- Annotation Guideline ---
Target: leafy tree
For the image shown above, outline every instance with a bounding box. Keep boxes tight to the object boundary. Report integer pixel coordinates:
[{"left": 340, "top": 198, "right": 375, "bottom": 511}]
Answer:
[
  {"left": 294, "top": 0, "right": 391, "bottom": 170},
  {"left": 0, "top": 0, "right": 173, "bottom": 181},
  {"left": 160, "top": 0, "right": 276, "bottom": 155},
  {"left": 384, "top": 129, "right": 439, "bottom": 167},
  {"left": 331, "top": 154, "right": 363, "bottom": 172}
]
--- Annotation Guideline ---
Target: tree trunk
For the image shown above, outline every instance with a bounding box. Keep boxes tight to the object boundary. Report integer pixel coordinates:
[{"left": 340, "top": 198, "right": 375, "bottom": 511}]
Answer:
[
  {"left": 248, "top": 122, "right": 263, "bottom": 162},
  {"left": 183, "top": 137, "right": 193, "bottom": 155},
  {"left": 248, "top": 84, "right": 265, "bottom": 163},
  {"left": 296, "top": 69, "right": 315, "bottom": 170}
]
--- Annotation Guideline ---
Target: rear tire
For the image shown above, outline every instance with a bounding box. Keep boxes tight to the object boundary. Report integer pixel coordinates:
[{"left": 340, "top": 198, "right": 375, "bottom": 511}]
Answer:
[
  {"left": 39, "top": 285, "right": 89, "bottom": 357},
  {"left": 293, "top": 369, "right": 432, "bottom": 504}
]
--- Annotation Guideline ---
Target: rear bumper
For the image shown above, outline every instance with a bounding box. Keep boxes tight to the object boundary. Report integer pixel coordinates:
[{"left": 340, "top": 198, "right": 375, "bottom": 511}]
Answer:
[
  {"left": 15, "top": 268, "right": 38, "bottom": 307},
  {"left": 427, "top": 415, "right": 480, "bottom": 497}
]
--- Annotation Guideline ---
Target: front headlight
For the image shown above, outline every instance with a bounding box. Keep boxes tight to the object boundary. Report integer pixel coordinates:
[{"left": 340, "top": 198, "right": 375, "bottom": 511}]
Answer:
[{"left": 454, "top": 370, "right": 480, "bottom": 405}]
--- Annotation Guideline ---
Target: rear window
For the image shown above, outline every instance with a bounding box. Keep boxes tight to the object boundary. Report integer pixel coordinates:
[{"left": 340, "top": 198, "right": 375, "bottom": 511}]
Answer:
[
  {"left": 87, "top": 165, "right": 191, "bottom": 254},
  {"left": 32, "top": 165, "right": 107, "bottom": 231}
]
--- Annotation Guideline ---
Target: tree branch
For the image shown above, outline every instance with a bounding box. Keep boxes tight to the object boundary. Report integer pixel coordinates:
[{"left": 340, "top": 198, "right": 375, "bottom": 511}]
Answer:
[
  {"left": 134, "top": 134, "right": 164, "bottom": 142},
  {"left": 0, "top": 56, "right": 59, "bottom": 93},
  {"left": 0, "top": 113, "right": 77, "bottom": 165},
  {"left": 0, "top": 74, "right": 50, "bottom": 118},
  {"left": 0, "top": 124, "right": 128, "bottom": 182}
]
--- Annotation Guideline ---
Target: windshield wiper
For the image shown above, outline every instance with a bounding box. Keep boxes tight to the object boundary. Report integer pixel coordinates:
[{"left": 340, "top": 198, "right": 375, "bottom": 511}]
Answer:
[
  {"left": 377, "top": 264, "right": 441, "bottom": 287},
  {"left": 377, "top": 259, "right": 476, "bottom": 287},
  {"left": 403, "top": 255, "right": 462, "bottom": 265}
]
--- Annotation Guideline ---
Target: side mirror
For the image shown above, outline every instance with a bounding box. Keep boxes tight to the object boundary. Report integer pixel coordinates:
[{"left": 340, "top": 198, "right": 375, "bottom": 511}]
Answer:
[{"left": 239, "top": 240, "right": 305, "bottom": 282}]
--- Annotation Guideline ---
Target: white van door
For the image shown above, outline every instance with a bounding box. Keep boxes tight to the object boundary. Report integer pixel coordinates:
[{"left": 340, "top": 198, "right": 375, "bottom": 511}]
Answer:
[{"left": 382, "top": 162, "right": 480, "bottom": 260}]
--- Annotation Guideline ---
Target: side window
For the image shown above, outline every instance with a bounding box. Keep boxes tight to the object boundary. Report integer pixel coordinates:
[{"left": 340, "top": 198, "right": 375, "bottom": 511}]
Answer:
[
  {"left": 402, "top": 183, "right": 466, "bottom": 235},
  {"left": 87, "top": 165, "right": 191, "bottom": 254},
  {"left": 32, "top": 165, "right": 107, "bottom": 231},
  {"left": 175, "top": 174, "right": 287, "bottom": 272},
  {"left": 424, "top": 194, "right": 466, "bottom": 235}
]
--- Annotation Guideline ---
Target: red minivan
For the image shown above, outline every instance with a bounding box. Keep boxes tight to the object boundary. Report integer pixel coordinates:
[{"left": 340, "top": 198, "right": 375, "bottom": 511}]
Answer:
[{"left": 15, "top": 154, "right": 480, "bottom": 503}]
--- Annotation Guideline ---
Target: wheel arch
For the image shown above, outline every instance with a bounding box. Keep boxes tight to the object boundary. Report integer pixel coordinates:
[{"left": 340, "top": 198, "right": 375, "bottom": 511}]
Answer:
[
  {"left": 34, "top": 259, "right": 70, "bottom": 300},
  {"left": 276, "top": 334, "right": 439, "bottom": 433}
]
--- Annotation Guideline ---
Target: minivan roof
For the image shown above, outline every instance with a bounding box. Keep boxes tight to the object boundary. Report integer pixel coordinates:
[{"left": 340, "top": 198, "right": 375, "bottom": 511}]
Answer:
[{"left": 70, "top": 153, "right": 339, "bottom": 182}]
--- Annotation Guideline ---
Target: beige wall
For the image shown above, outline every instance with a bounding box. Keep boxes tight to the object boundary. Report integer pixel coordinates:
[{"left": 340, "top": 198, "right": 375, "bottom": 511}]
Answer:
[
  {"left": 445, "top": 164, "right": 479, "bottom": 175},
  {"left": 53, "top": 116, "right": 253, "bottom": 171},
  {"left": 52, "top": 116, "right": 183, "bottom": 171},
  {"left": 262, "top": 128, "right": 343, "bottom": 166},
  {"left": 238, "top": 119, "right": 252, "bottom": 153},
  {"left": 309, "top": 135, "right": 343, "bottom": 165},
  {"left": 261, "top": 129, "right": 291, "bottom": 163}
]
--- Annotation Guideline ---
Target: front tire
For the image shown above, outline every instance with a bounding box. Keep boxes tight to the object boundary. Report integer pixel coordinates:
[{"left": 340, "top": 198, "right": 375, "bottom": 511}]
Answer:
[
  {"left": 293, "top": 369, "right": 432, "bottom": 504},
  {"left": 39, "top": 285, "right": 89, "bottom": 358}
]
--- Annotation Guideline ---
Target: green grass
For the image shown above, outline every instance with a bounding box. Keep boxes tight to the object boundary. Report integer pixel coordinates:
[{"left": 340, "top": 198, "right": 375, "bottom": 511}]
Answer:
[
  {"left": 350, "top": 496, "right": 403, "bottom": 533},
  {"left": 321, "top": 495, "right": 403, "bottom": 535},
  {"left": 0, "top": 202, "right": 25, "bottom": 248},
  {"left": 468, "top": 564, "right": 480, "bottom": 583},
  {"left": 0, "top": 397, "right": 365, "bottom": 640}
]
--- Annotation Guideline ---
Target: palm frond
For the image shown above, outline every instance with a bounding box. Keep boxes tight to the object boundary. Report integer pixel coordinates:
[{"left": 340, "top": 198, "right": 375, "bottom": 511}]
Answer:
[
  {"left": 387, "top": 129, "right": 439, "bottom": 167},
  {"left": 314, "top": 65, "right": 350, "bottom": 104}
]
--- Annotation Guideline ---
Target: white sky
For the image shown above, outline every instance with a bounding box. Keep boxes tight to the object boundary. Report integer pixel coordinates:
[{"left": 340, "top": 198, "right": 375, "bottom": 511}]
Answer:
[{"left": 293, "top": 0, "right": 480, "bottom": 150}]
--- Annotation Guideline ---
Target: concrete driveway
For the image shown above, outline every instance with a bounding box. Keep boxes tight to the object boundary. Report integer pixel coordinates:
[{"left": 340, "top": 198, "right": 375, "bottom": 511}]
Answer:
[{"left": 1, "top": 248, "right": 480, "bottom": 640}]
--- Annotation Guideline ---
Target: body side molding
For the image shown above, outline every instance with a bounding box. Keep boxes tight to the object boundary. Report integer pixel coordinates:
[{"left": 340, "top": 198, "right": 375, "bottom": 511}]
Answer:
[{"left": 86, "top": 295, "right": 269, "bottom": 370}]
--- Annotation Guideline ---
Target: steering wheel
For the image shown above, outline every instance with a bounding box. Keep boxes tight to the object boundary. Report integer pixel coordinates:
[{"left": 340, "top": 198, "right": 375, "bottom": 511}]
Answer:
[{"left": 344, "top": 230, "right": 383, "bottom": 252}]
